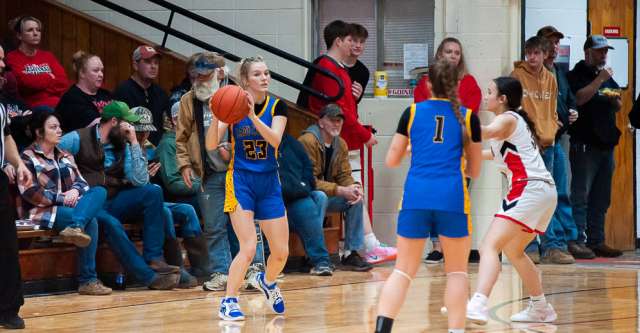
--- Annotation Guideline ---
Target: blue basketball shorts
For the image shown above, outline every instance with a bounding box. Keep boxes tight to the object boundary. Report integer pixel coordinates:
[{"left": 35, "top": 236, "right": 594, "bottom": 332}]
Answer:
[
  {"left": 397, "top": 209, "right": 471, "bottom": 239},
  {"left": 224, "top": 168, "right": 286, "bottom": 220}
]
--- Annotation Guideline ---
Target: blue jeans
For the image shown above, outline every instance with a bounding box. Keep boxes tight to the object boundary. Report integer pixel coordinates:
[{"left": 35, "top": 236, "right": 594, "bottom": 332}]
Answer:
[
  {"left": 96, "top": 210, "right": 156, "bottom": 285},
  {"left": 199, "top": 172, "right": 231, "bottom": 274},
  {"left": 104, "top": 184, "right": 166, "bottom": 262},
  {"left": 326, "top": 196, "right": 364, "bottom": 251},
  {"left": 52, "top": 187, "right": 106, "bottom": 284},
  {"left": 163, "top": 202, "right": 202, "bottom": 239},
  {"left": 570, "top": 142, "right": 614, "bottom": 246},
  {"left": 537, "top": 144, "right": 578, "bottom": 252},
  {"left": 286, "top": 191, "right": 330, "bottom": 267}
]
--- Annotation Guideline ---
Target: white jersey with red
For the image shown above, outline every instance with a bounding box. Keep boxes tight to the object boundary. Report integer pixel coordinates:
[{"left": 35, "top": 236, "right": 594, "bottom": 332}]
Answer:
[{"left": 489, "top": 111, "right": 557, "bottom": 234}]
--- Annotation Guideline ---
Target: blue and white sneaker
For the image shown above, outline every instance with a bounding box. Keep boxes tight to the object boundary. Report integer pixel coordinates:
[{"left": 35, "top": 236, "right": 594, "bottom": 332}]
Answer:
[
  {"left": 255, "top": 271, "right": 285, "bottom": 314},
  {"left": 219, "top": 297, "right": 245, "bottom": 321}
]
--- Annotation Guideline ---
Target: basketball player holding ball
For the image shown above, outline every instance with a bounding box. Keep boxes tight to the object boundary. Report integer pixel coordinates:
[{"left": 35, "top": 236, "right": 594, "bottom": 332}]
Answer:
[
  {"left": 374, "top": 59, "right": 483, "bottom": 333},
  {"left": 465, "top": 77, "right": 557, "bottom": 325},
  {"left": 206, "top": 56, "right": 289, "bottom": 321}
]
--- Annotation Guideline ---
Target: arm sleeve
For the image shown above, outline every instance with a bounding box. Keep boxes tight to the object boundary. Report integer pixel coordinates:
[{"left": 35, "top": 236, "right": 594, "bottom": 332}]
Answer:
[
  {"left": 18, "top": 155, "right": 64, "bottom": 207},
  {"left": 158, "top": 139, "right": 198, "bottom": 196},
  {"left": 308, "top": 66, "right": 341, "bottom": 114},
  {"left": 395, "top": 107, "right": 412, "bottom": 136},
  {"left": 469, "top": 112, "right": 482, "bottom": 142},
  {"left": 125, "top": 143, "right": 150, "bottom": 186},
  {"left": 48, "top": 54, "right": 70, "bottom": 95},
  {"left": 175, "top": 98, "right": 194, "bottom": 171},
  {"left": 57, "top": 131, "right": 81, "bottom": 155}
]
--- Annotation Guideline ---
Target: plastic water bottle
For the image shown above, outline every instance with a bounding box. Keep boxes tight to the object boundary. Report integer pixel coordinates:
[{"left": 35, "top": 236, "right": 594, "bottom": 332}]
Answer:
[{"left": 115, "top": 273, "right": 126, "bottom": 290}]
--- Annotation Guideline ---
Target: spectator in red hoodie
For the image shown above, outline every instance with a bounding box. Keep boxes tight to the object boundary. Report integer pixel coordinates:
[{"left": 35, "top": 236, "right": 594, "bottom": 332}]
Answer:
[
  {"left": 6, "top": 16, "right": 69, "bottom": 110},
  {"left": 414, "top": 37, "right": 481, "bottom": 113},
  {"left": 298, "top": 20, "right": 377, "bottom": 152}
]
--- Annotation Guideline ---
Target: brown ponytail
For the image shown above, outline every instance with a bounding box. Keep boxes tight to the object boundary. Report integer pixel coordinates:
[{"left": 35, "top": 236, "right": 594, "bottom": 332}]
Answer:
[{"left": 428, "top": 59, "right": 468, "bottom": 146}]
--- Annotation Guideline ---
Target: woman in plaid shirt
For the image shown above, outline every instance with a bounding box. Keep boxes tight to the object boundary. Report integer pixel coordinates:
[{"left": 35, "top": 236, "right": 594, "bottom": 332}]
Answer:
[{"left": 18, "top": 111, "right": 112, "bottom": 295}]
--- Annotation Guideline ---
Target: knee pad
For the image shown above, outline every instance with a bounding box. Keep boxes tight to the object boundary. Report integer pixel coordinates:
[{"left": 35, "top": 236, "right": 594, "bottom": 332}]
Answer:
[{"left": 393, "top": 269, "right": 413, "bottom": 282}]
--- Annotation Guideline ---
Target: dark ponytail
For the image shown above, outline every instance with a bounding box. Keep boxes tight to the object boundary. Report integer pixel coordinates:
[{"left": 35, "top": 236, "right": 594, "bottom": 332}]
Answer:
[{"left": 493, "top": 77, "right": 541, "bottom": 149}]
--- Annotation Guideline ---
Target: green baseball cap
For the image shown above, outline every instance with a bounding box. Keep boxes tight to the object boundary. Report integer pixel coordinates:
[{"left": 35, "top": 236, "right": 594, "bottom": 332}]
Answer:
[{"left": 101, "top": 101, "right": 141, "bottom": 123}]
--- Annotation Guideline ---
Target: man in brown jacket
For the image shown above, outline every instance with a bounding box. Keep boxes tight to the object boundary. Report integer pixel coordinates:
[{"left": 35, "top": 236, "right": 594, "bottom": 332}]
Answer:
[
  {"left": 299, "top": 104, "right": 372, "bottom": 271},
  {"left": 175, "top": 52, "right": 232, "bottom": 291},
  {"left": 511, "top": 36, "right": 570, "bottom": 264}
]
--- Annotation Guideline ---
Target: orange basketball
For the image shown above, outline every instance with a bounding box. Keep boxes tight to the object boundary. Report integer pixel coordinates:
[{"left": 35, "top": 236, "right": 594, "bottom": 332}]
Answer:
[{"left": 209, "top": 85, "right": 250, "bottom": 124}]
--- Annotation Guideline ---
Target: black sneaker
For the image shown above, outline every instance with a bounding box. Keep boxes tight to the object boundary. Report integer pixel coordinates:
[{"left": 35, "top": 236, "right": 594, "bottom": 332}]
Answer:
[
  {"left": 341, "top": 252, "right": 373, "bottom": 272},
  {"left": 0, "top": 312, "right": 25, "bottom": 329},
  {"left": 424, "top": 250, "right": 443, "bottom": 264}
]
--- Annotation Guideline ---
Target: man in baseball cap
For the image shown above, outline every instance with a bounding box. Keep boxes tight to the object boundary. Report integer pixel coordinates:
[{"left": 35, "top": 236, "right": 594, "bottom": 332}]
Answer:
[
  {"left": 113, "top": 44, "right": 169, "bottom": 146},
  {"left": 102, "top": 100, "right": 141, "bottom": 123},
  {"left": 132, "top": 45, "right": 161, "bottom": 61},
  {"left": 565, "top": 34, "right": 622, "bottom": 259}
]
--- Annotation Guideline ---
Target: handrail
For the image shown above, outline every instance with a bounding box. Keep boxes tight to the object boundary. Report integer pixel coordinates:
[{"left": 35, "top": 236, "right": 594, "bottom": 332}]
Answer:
[{"left": 89, "top": 0, "right": 344, "bottom": 103}]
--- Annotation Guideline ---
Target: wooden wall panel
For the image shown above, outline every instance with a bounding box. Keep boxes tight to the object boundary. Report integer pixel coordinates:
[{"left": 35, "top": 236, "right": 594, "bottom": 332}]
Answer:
[
  {"left": 0, "top": 0, "right": 187, "bottom": 92},
  {"left": 588, "top": 0, "right": 635, "bottom": 250}
]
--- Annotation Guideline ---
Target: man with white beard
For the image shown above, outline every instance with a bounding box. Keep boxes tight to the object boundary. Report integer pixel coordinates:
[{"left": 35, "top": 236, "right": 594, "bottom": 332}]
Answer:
[{"left": 175, "top": 52, "right": 234, "bottom": 291}]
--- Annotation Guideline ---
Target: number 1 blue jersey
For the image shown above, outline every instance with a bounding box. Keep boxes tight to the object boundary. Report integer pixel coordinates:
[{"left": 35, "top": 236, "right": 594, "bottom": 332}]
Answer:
[
  {"left": 402, "top": 99, "right": 471, "bottom": 214},
  {"left": 229, "top": 95, "right": 280, "bottom": 172}
]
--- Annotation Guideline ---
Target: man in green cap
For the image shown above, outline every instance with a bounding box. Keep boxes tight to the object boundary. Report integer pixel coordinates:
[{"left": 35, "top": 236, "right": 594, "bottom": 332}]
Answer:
[{"left": 58, "top": 100, "right": 181, "bottom": 290}]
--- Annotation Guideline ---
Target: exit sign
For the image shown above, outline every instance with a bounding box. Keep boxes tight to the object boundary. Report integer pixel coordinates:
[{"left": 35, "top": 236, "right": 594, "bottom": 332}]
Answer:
[{"left": 603, "top": 26, "right": 621, "bottom": 37}]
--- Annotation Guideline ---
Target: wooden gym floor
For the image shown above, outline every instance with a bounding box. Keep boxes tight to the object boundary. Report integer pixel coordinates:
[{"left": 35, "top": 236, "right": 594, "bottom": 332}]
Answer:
[{"left": 15, "top": 257, "right": 640, "bottom": 332}]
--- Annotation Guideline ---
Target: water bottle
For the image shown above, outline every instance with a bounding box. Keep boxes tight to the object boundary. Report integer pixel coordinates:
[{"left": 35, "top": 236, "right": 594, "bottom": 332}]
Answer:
[{"left": 114, "top": 272, "right": 126, "bottom": 290}]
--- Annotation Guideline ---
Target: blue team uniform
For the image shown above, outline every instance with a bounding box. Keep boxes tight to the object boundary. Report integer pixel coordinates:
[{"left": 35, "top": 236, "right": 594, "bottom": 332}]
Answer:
[
  {"left": 224, "top": 95, "right": 286, "bottom": 220},
  {"left": 397, "top": 99, "right": 473, "bottom": 238}
]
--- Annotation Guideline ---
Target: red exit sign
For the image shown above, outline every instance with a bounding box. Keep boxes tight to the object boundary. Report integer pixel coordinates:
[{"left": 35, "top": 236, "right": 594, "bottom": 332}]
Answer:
[{"left": 603, "top": 26, "right": 621, "bottom": 37}]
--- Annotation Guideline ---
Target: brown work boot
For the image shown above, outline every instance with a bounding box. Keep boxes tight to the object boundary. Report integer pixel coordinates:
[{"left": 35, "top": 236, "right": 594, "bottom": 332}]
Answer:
[
  {"left": 148, "top": 272, "right": 180, "bottom": 290},
  {"left": 589, "top": 244, "right": 623, "bottom": 258},
  {"left": 59, "top": 227, "right": 92, "bottom": 248},
  {"left": 78, "top": 280, "right": 112, "bottom": 295},
  {"left": 567, "top": 241, "right": 595, "bottom": 259},
  {"left": 148, "top": 260, "right": 180, "bottom": 274},
  {"left": 540, "top": 249, "right": 575, "bottom": 264},
  {"left": 525, "top": 250, "right": 540, "bottom": 264}
]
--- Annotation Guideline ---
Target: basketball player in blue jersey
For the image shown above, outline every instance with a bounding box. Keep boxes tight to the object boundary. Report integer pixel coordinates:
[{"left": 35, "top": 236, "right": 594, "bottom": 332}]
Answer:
[
  {"left": 374, "top": 60, "right": 483, "bottom": 333},
  {"left": 205, "top": 56, "right": 289, "bottom": 321}
]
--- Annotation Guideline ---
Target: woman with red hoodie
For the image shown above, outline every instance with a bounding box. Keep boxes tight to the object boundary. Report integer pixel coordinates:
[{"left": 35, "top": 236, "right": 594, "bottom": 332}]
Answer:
[
  {"left": 414, "top": 37, "right": 481, "bottom": 264},
  {"left": 6, "top": 16, "right": 69, "bottom": 110}
]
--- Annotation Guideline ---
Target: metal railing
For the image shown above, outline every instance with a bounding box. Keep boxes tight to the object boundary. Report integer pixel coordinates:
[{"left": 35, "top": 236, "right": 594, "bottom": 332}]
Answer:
[{"left": 90, "top": 0, "right": 344, "bottom": 102}]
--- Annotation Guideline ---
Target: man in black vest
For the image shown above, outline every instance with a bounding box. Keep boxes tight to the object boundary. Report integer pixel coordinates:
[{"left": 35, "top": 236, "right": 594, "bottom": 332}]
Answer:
[{"left": 58, "top": 101, "right": 178, "bottom": 274}]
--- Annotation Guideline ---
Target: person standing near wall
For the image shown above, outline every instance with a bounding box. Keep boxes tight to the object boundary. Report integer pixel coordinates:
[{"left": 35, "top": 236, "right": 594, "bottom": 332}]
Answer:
[
  {"left": 566, "top": 35, "right": 623, "bottom": 258},
  {"left": 344, "top": 23, "right": 397, "bottom": 265}
]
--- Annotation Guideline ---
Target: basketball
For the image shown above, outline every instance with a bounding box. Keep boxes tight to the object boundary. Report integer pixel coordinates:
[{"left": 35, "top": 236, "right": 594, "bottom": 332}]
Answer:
[{"left": 209, "top": 85, "right": 250, "bottom": 124}]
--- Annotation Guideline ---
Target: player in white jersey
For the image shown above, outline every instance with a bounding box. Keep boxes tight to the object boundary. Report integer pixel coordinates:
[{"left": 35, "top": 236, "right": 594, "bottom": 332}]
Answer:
[{"left": 466, "top": 77, "right": 557, "bottom": 325}]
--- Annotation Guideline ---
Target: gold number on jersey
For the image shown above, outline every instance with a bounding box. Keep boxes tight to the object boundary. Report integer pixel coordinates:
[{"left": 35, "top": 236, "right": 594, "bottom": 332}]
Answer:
[
  {"left": 433, "top": 115, "right": 445, "bottom": 143},
  {"left": 242, "top": 140, "right": 268, "bottom": 160}
]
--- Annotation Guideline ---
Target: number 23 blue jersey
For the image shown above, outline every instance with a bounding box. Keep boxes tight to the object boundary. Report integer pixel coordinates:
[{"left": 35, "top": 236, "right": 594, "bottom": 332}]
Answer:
[{"left": 230, "top": 95, "right": 281, "bottom": 172}]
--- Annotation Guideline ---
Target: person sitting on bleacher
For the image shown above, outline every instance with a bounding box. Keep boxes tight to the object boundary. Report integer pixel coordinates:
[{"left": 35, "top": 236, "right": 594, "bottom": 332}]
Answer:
[
  {"left": 298, "top": 104, "right": 372, "bottom": 272},
  {"left": 18, "top": 111, "right": 112, "bottom": 295},
  {"left": 57, "top": 101, "right": 178, "bottom": 275},
  {"left": 278, "top": 133, "right": 333, "bottom": 276},
  {"left": 130, "top": 106, "right": 209, "bottom": 287}
]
